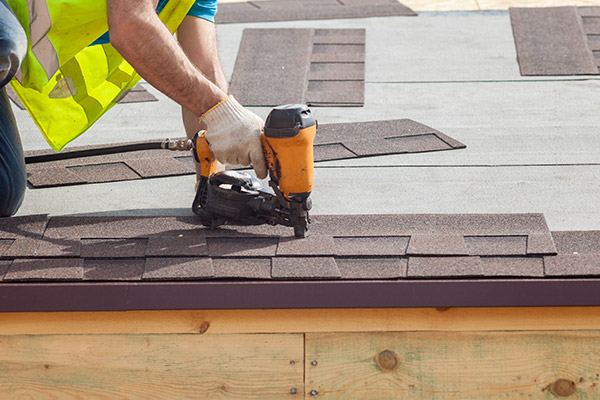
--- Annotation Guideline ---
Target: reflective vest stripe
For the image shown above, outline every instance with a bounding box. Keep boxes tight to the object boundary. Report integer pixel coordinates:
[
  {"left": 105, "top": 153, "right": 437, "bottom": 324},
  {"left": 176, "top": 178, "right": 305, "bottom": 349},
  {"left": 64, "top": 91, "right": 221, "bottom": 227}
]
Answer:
[{"left": 25, "top": 0, "right": 59, "bottom": 81}]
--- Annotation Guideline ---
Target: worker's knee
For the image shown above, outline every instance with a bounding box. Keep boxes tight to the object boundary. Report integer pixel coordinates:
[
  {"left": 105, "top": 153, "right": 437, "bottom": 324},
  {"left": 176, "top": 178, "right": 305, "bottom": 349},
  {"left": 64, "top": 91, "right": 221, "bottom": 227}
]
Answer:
[
  {"left": 0, "top": 87, "right": 26, "bottom": 217},
  {"left": 0, "top": 0, "right": 27, "bottom": 87}
]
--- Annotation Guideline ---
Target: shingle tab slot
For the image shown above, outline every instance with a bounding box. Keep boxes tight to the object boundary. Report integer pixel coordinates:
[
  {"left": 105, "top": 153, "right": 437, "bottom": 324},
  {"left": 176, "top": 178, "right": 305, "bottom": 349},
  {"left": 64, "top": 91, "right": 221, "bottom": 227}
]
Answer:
[
  {"left": 407, "top": 235, "right": 469, "bottom": 256},
  {"left": 333, "top": 236, "right": 410, "bottom": 256}
]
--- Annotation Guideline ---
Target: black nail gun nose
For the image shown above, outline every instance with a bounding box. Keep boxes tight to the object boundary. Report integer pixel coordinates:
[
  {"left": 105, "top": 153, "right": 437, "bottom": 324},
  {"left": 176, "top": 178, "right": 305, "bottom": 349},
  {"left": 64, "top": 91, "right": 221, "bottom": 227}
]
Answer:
[{"left": 191, "top": 104, "right": 317, "bottom": 238}]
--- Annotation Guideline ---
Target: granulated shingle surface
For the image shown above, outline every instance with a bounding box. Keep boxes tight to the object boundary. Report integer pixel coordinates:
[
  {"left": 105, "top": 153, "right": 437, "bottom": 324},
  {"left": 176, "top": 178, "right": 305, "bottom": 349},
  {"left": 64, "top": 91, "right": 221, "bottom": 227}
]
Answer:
[
  {"left": 271, "top": 257, "right": 340, "bottom": 280},
  {"left": 544, "top": 254, "right": 600, "bottom": 276},
  {"left": 276, "top": 235, "right": 335, "bottom": 256},
  {"left": 230, "top": 28, "right": 366, "bottom": 107},
  {"left": 464, "top": 235, "right": 528, "bottom": 256},
  {"left": 229, "top": 28, "right": 313, "bottom": 107},
  {"left": 333, "top": 236, "right": 409, "bottom": 256},
  {"left": 80, "top": 238, "right": 148, "bottom": 258},
  {"left": 480, "top": 256, "right": 544, "bottom": 277},
  {"left": 0, "top": 214, "right": 48, "bottom": 238},
  {"left": 408, "top": 256, "right": 483, "bottom": 278},
  {"left": 215, "top": 0, "right": 416, "bottom": 24},
  {"left": 84, "top": 259, "right": 145, "bottom": 281},
  {"left": 207, "top": 237, "right": 279, "bottom": 257},
  {"left": 550, "top": 231, "right": 600, "bottom": 254},
  {"left": 146, "top": 235, "right": 208, "bottom": 257},
  {"left": 212, "top": 258, "right": 272, "bottom": 280},
  {"left": 407, "top": 234, "right": 468, "bottom": 256},
  {"left": 336, "top": 258, "right": 406, "bottom": 279},
  {"left": 0, "top": 239, "right": 14, "bottom": 257},
  {"left": 543, "top": 231, "right": 600, "bottom": 276},
  {"left": 34, "top": 237, "right": 81, "bottom": 257},
  {"left": 510, "top": 7, "right": 599, "bottom": 76},
  {"left": 0, "top": 260, "right": 10, "bottom": 281},
  {"left": 4, "top": 258, "right": 83, "bottom": 281},
  {"left": 143, "top": 257, "right": 214, "bottom": 280},
  {"left": 0, "top": 214, "right": 587, "bottom": 284},
  {"left": 24, "top": 120, "right": 464, "bottom": 187}
]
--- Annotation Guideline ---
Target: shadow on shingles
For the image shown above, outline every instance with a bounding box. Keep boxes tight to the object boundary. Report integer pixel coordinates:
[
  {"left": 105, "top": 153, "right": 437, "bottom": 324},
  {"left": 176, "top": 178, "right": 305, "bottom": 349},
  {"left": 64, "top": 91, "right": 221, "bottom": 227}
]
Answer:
[{"left": 40, "top": 210, "right": 286, "bottom": 240}]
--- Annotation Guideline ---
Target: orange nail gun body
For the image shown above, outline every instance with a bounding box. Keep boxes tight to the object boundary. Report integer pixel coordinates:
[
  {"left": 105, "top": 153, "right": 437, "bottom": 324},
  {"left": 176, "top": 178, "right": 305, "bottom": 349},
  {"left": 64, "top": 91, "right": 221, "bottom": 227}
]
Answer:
[{"left": 191, "top": 105, "right": 316, "bottom": 238}]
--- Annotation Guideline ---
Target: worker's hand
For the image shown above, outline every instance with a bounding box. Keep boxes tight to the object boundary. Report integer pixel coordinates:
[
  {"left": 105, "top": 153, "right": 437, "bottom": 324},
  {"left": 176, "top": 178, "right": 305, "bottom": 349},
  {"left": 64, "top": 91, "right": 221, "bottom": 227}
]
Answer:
[{"left": 200, "top": 96, "right": 267, "bottom": 179}]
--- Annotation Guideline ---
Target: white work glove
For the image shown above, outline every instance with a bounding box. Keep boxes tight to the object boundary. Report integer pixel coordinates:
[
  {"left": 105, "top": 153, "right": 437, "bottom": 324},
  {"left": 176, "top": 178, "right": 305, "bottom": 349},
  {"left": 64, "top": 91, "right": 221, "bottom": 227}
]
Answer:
[{"left": 200, "top": 95, "right": 268, "bottom": 179}]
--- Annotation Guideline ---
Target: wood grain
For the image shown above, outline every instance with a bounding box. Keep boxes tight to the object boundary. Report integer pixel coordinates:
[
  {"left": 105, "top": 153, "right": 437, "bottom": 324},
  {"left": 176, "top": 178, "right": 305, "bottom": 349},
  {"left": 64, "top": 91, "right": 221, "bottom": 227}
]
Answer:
[
  {"left": 2, "top": 307, "right": 600, "bottom": 335},
  {"left": 305, "top": 331, "right": 600, "bottom": 399},
  {"left": 0, "top": 334, "right": 303, "bottom": 399}
]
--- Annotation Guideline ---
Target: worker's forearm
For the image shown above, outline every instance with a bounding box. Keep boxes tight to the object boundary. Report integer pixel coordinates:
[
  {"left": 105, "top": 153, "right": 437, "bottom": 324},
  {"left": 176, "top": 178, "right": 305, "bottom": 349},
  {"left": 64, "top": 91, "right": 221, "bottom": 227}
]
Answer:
[{"left": 107, "top": 0, "right": 227, "bottom": 115}]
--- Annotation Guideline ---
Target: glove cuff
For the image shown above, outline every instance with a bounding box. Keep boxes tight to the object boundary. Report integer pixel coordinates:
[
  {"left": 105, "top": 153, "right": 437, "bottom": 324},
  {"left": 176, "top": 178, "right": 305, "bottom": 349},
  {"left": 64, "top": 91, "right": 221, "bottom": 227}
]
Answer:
[{"left": 200, "top": 95, "right": 248, "bottom": 128}]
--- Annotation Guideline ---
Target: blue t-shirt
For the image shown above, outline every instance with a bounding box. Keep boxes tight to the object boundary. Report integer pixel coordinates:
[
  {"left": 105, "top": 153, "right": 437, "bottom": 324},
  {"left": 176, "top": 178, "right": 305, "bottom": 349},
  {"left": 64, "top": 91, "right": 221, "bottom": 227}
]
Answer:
[{"left": 92, "top": 0, "right": 218, "bottom": 46}]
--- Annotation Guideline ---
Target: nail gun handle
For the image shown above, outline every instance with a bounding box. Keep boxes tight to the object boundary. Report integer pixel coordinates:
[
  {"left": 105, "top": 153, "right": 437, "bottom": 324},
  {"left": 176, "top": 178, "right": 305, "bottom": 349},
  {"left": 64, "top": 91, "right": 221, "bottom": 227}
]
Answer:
[{"left": 192, "top": 131, "right": 218, "bottom": 178}]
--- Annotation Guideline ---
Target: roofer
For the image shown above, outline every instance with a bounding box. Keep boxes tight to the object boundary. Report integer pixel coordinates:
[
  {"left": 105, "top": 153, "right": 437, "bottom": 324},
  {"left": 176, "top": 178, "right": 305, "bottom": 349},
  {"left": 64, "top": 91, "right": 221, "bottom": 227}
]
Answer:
[{"left": 0, "top": 0, "right": 267, "bottom": 217}]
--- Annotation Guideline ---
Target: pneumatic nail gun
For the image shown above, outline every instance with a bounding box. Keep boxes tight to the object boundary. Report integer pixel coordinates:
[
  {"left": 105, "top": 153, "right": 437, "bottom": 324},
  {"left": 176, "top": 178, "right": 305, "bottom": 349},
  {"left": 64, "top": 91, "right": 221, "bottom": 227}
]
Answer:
[{"left": 191, "top": 104, "right": 316, "bottom": 238}]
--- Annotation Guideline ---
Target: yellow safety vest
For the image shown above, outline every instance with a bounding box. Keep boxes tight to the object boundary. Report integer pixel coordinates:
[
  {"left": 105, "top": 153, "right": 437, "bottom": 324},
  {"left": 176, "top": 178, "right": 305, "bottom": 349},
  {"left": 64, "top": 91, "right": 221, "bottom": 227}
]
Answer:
[{"left": 8, "top": 0, "right": 195, "bottom": 151}]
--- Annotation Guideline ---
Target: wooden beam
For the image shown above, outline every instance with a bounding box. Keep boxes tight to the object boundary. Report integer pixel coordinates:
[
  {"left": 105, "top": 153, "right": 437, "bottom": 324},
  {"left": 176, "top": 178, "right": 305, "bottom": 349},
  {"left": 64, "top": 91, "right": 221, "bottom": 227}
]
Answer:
[
  {"left": 2, "top": 307, "right": 600, "bottom": 335},
  {"left": 305, "top": 331, "right": 600, "bottom": 399},
  {"left": 0, "top": 334, "right": 303, "bottom": 399}
]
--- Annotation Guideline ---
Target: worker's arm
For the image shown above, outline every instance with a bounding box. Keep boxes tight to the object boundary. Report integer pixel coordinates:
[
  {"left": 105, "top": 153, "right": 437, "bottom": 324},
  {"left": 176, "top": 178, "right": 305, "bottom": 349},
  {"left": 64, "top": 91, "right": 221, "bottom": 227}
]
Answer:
[
  {"left": 106, "top": 0, "right": 266, "bottom": 178},
  {"left": 107, "top": 0, "right": 226, "bottom": 116}
]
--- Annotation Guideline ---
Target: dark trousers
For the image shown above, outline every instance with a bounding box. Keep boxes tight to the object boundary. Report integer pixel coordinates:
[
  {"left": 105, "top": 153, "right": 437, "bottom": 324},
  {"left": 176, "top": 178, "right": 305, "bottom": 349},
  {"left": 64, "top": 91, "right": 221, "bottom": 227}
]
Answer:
[{"left": 0, "top": 0, "right": 27, "bottom": 216}]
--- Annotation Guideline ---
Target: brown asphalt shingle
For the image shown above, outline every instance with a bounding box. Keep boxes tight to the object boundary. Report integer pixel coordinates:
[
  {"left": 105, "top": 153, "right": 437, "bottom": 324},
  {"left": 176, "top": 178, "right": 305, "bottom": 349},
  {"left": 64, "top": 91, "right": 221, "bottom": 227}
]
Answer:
[
  {"left": 230, "top": 28, "right": 366, "bottom": 107},
  {"left": 212, "top": 258, "right": 272, "bottom": 280},
  {"left": 143, "top": 257, "right": 214, "bottom": 280},
  {"left": 4, "top": 258, "right": 83, "bottom": 281},
  {"left": 336, "top": 258, "right": 406, "bottom": 279},
  {"left": 510, "top": 7, "right": 600, "bottom": 76},
  {"left": 3, "top": 214, "right": 598, "bottom": 285},
  {"left": 407, "top": 256, "right": 483, "bottom": 278},
  {"left": 271, "top": 257, "right": 340, "bottom": 280},
  {"left": 83, "top": 259, "right": 146, "bottom": 281},
  {"left": 0, "top": 260, "right": 10, "bottom": 281}
]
